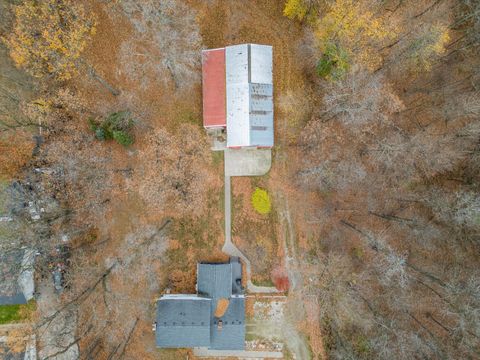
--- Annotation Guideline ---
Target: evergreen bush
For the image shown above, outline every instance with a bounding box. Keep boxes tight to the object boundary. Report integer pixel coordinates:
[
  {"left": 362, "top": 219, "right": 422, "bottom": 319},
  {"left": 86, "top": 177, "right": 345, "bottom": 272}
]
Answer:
[{"left": 89, "top": 111, "right": 135, "bottom": 146}]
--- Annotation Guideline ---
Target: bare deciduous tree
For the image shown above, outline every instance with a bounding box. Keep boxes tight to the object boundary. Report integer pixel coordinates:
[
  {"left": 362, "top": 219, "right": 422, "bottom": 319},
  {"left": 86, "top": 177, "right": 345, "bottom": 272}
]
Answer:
[
  {"left": 118, "top": 0, "right": 202, "bottom": 90},
  {"left": 135, "top": 124, "right": 216, "bottom": 217},
  {"left": 322, "top": 66, "right": 403, "bottom": 129}
]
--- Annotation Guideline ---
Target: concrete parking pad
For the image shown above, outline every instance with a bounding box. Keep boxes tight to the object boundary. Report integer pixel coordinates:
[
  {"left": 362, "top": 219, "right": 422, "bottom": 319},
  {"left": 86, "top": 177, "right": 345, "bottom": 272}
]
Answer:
[
  {"left": 193, "top": 347, "right": 283, "bottom": 358},
  {"left": 225, "top": 148, "right": 271, "bottom": 177}
]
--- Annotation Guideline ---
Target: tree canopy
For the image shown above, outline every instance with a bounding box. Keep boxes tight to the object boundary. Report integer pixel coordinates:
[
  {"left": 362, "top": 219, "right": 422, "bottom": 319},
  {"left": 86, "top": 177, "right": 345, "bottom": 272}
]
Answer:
[{"left": 4, "top": 0, "right": 96, "bottom": 80}]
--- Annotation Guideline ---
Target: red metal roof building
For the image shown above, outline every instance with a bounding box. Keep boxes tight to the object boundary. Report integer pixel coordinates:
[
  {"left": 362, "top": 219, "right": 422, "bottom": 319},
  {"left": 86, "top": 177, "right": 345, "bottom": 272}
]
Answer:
[
  {"left": 202, "top": 44, "right": 273, "bottom": 148},
  {"left": 202, "top": 48, "right": 226, "bottom": 128}
]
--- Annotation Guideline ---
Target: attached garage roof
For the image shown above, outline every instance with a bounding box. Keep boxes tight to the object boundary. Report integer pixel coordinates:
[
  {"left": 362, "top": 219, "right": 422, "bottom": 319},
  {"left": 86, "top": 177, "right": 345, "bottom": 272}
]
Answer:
[
  {"left": 197, "top": 263, "right": 233, "bottom": 299},
  {"left": 202, "top": 48, "right": 226, "bottom": 128}
]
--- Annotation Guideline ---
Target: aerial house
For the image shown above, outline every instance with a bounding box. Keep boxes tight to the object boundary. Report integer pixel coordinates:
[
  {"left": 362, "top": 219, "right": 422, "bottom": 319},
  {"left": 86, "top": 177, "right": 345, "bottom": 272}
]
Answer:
[{"left": 155, "top": 258, "right": 245, "bottom": 350}]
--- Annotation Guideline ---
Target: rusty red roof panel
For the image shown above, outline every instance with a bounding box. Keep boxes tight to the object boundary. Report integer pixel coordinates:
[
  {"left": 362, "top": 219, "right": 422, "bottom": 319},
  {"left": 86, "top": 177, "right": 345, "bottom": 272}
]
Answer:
[{"left": 202, "top": 48, "right": 226, "bottom": 128}]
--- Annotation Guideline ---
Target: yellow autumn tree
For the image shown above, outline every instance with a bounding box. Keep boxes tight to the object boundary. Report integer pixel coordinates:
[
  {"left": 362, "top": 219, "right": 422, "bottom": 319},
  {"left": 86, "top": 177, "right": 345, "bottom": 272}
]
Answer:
[
  {"left": 284, "top": 0, "right": 308, "bottom": 21},
  {"left": 406, "top": 24, "right": 450, "bottom": 72},
  {"left": 4, "top": 0, "right": 96, "bottom": 80},
  {"left": 315, "top": 0, "right": 395, "bottom": 73},
  {"left": 283, "top": 0, "right": 321, "bottom": 22}
]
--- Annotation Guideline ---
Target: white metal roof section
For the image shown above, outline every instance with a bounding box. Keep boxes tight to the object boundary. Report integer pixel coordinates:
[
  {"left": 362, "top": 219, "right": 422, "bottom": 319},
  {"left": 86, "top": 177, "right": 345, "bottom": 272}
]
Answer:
[
  {"left": 226, "top": 44, "right": 273, "bottom": 148},
  {"left": 226, "top": 44, "right": 249, "bottom": 85},
  {"left": 250, "top": 44, "right": 273, "bottom": 85},
  {"left": 226, "top": 82, "right": 250, "bottom": 147}
]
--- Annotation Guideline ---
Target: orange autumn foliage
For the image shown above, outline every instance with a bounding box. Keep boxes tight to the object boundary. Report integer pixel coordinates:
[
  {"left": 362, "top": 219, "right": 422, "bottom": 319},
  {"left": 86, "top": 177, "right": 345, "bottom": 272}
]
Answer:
[
  {"left": 214, "top": 298, "right": 230, "bottom": 318},
  {"left": 4, "top": 0, "right": 96, "bottom": 80},
  {"left": 0, "top": 135, "right": 33, "bottom": 180}
]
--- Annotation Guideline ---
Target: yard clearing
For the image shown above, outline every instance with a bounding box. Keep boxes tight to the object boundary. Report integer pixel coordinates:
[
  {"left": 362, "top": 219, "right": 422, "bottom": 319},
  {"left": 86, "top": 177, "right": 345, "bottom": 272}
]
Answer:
[
  {"left": 0, "top": 301, "right": 34, "bottom": 325},
  {"left": 246, "top": 296, "right": 311, "bottom": 359}
]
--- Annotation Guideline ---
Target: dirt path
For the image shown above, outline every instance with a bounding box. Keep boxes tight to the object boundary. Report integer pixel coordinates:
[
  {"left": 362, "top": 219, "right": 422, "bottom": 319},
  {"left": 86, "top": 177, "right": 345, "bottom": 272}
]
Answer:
[
  {"left": 272, "top": 69, "right": 327, "bottom": 360},
  {"left": 36, "top": 280, "right": 79, "bottom": 360},
  {"left": 275, "top": 195, "right": 313, "bottom": 360},
  {"left": 278, "top": 196, "right": 301, "bottom": 291},
  {"left": 270, "top": 16, "right": 325, "bottom": 355}
]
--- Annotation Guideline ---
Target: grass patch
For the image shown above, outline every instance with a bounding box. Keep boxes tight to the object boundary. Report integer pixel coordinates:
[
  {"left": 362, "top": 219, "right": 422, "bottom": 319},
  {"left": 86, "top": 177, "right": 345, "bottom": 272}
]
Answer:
[
  {"left": 168, "top": 103, "right": 202, "bottom": 132},
  {"left": 156, "top": 348, "right": 191, "bottom": 360},
  {"left": 211, "top": 150, "right": 224, "bottom": 168},
  {"left": 0, "top": 300, "right": 36, "bottom": 324},
  {"left": 251, "top": 278, "right": 275, "bottom": 287},
  {"left": 231, "top": 179, "right": 279, "bottom": 284},
  {"left": 0, "top": 179, "right": 9, "bottom": 212},
  {"left": 0, "top": 304, "right": 21, "bottom": 324}
]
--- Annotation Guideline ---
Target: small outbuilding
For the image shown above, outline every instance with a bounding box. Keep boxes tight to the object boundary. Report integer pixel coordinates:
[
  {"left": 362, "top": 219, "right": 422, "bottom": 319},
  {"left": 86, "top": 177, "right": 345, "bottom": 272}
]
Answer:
[
  {"left": 202, "top": 44, "right": 274, "bottom": 148},
  {"left": 0, "top": 249, "right": 35, "bottom": 305}
]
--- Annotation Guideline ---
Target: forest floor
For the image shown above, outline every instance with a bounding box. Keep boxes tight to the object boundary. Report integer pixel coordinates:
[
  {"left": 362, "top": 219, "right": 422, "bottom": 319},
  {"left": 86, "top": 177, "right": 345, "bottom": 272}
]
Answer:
[
  {"left": 2, "top": 0, "right": 478, "bottom": 359},
  {"left": 36, "top": 280, "right": 79, "bottom": 360}
]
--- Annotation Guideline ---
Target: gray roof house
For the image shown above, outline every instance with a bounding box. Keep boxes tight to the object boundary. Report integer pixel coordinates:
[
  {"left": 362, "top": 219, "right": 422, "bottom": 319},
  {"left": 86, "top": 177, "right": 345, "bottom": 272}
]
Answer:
[
  {"left": 0, "top": 249, "right": 35, "bottom": 305},
  {"left": 156, "top": 257, "right": 245, "bottom": 350}
]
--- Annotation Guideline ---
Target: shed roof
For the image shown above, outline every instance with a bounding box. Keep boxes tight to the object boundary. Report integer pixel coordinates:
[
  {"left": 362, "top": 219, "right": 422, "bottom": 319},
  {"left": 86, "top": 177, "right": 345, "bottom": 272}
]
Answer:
[
  {"left": 202, "top": 48, "right": 226, "bottom": 128},
  {"left": 0, "top": 249, "right": 34, "bottom": 305}
]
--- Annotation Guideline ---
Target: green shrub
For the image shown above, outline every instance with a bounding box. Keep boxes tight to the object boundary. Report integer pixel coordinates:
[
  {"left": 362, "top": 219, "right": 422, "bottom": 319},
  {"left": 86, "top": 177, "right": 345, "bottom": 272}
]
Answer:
[
  {"left": 94, "top": 128, "right": 106, "bottom": 141},
  {"left": 89, "top": 111, "right": 135, "bottom": 146},
  {"left": 251, "top": 187, "right": 272, "bottom": 215},
  {"left": 316, "top": 42, "right": 350, "bottom": 80},
  {"left": 112, "top": 130, "right": 134, "bottom": 147}
]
